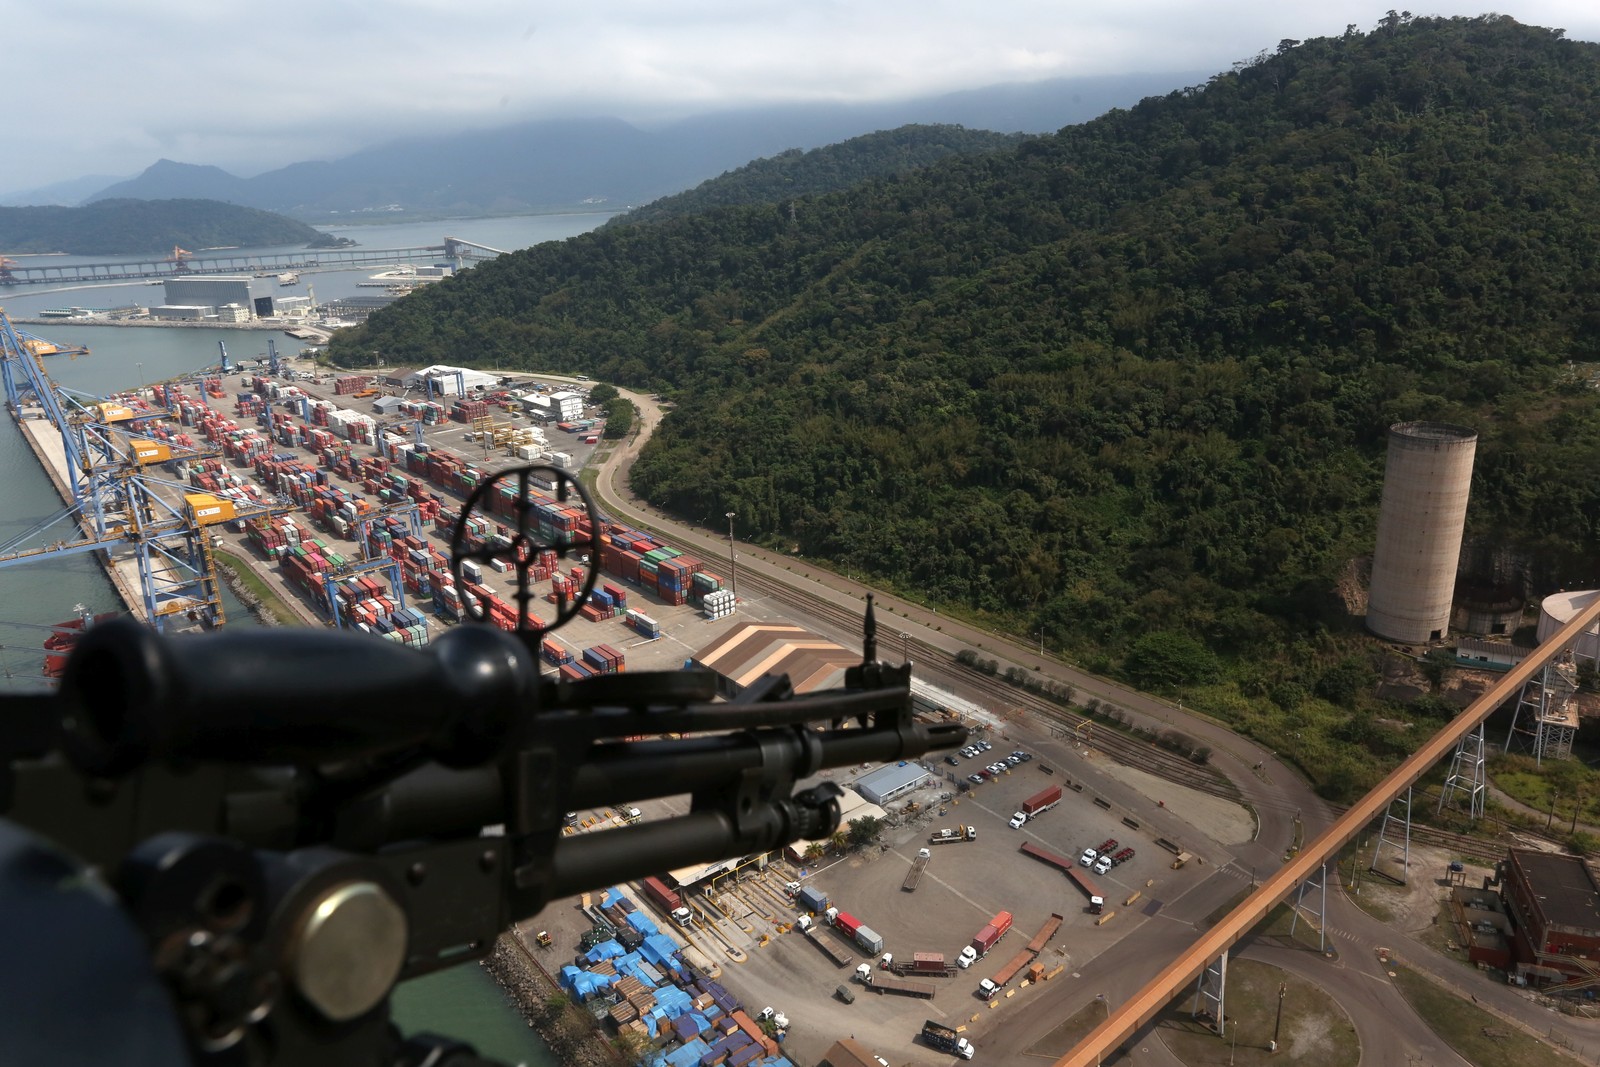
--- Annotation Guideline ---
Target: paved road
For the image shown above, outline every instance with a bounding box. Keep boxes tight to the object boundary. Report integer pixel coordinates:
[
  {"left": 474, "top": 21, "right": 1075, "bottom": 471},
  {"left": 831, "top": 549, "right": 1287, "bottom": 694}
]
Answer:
[{"left": 589, "top": 386, "right": 1600, "bottom": 1065}]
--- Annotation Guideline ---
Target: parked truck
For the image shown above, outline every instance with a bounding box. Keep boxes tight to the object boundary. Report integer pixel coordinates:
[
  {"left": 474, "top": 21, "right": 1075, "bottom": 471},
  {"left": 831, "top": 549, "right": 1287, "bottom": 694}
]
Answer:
[
  {"left": 888, "top": 952, "right": 958, "bottom": 978},
  {"left": 957, "top": 910, "right": 1014, "bottom": 967},
  {"left": 1026, "top": 913, "right": 1065, "bottom": 954},
  {"left": 1020, "top": 842, "right": 1106, "bottom": 914},
  {"left": 1020, "top": 784, "right": 1064, "bottom": 817},
  {"left": 796, "top": 886, "right": 830, "bottom": 914},
  {"left": 855, "top": 964, "right": 936, "bottom": 999},
  {"left": 803, "top": 925, "right": 856, "bottom": 969},
  {"left": 977, "top": 947, "right": 1036, "bottom": 998},
  {"left": 640, "top": 875, "right": 681, "bottom": 913},
  {"left": 921, "top": 1020, "right": 976, "bottom": 1060},
  {"left": 903, "top": 847, "right": 932, "bottom": 892},
  {"left": 828, "top": 908, "right": 885, "bottom": 954},
  {"left": 929, "top": 825, "right": 977, "bottom": 844},
  {"left": 1066, "top": 867, "right": 1106, "bottom": 914}
]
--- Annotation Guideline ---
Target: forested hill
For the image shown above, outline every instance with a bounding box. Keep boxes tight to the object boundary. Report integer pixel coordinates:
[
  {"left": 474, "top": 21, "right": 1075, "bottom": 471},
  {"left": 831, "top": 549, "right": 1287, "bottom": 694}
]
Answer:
[
  {"left": 605, "top": 125, "right": 1027, "bottom": 227},
  {"left": 0, "top": 199, "right": 329, "bottom": 255},
  {"left": 331, "top": 15, "right": 1600, "bottom": 666}
]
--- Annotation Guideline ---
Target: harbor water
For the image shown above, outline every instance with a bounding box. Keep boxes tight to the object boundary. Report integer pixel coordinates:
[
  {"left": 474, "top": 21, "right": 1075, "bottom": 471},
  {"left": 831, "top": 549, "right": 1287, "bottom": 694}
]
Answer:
[{"left": 0, "top": 211, "right": 618, "bottom": 1060}]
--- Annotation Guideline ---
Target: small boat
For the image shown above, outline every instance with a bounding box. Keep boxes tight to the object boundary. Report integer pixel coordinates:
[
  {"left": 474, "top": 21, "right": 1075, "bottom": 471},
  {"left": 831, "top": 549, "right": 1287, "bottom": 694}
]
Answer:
[
  {"left": 278, "top": 272, "right": 300, "bottom": 286},
  {"left": 41, "top": 608, "right": 120, "bottom": 678}
]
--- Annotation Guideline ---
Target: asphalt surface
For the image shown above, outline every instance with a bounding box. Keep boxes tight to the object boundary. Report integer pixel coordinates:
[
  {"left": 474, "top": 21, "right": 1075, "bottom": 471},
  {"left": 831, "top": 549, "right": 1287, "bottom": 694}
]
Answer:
[{"left": 590, "top": 385, "right": 1600, "bottom": 1065}]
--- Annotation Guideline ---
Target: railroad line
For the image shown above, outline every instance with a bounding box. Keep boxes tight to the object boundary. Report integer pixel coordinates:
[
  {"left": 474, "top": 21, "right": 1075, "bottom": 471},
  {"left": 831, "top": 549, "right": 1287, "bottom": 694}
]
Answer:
[{"left": 734, "top": 566, "right": 1239, "bottom": 800}]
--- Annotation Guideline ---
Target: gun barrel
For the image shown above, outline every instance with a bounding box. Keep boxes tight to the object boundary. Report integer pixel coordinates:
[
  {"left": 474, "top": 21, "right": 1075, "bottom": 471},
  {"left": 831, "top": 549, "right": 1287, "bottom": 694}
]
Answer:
[{"left": 59, "top": 619, "right": 538, "bottom": 776}]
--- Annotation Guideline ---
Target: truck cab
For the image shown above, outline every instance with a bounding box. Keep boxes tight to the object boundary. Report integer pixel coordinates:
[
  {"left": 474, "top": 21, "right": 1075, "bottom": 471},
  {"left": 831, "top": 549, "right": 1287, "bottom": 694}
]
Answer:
[
  {"left": 957, "top": 946, "right": 977, "bottom": 968},
  {"left": 1009, "top": 812, "right": 1027, "bottom": 829}
]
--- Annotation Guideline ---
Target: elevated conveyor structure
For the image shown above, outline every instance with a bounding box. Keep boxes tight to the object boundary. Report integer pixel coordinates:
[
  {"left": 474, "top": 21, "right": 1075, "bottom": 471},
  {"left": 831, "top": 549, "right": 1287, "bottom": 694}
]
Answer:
[{"left": 1056, "top": 591, "right": 1600, "bottom": 1067}]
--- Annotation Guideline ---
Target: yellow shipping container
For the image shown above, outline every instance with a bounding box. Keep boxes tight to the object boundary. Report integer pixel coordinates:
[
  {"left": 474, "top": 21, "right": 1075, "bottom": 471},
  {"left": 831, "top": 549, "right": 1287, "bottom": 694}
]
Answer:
[
  {"left": 129, "top": 438, "right": 171, "bottom": 465},
  {"left": 185, "top": 493, "right": 236, "bottom": 526},
  {"left": 96, "top": 403, "right": 137, "bottom": 423}
]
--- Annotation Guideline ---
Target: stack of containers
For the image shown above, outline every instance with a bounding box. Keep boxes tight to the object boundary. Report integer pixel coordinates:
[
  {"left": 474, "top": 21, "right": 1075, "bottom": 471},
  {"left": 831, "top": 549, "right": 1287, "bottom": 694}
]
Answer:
[
  {"left": 582, "top": 646, "right": 619, "bottom": 675},
  {"left": 333, "top": 375, "right": 372, "bottom": 395},
  {"left": 625, "top": 609, "right": 661, "bottom": 639},
  {"left": 603, "top": 582, "right": 628, "bottom": 609},
  {"left": 558, "top": 660, "right": 595, "bottom": 682},
  {"left": 690, "top": 571, "right": 724, "bottom": 606},
  {"left": 702, "top": 589, "right": 736, "bottom": 620},
  {"left": 541, "top": 638, "right": 573, "bottom": 666}
]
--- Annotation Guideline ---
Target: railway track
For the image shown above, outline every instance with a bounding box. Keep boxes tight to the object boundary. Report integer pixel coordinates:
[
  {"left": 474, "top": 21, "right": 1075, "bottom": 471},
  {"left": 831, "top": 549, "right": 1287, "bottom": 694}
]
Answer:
[{"left": 734, "top": 567, "right": 1240, "bottom": 801}]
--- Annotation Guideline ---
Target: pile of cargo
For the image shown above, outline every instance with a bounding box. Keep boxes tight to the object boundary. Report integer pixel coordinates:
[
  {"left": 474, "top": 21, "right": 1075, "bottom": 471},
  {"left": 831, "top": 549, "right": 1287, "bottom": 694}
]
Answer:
[
  {"left": 364, "top": 605, "right": 431, "bottom": 647},
  {"left": 558, "top": 887, "right": 797, "bottom": 1067},
  {"left": 582, "top": 644, "right": 626, "bottom": 674},
  {"left": 702, "top": 589, "right": 736, "bottom": 620},
  {"left": 332, "top": 375, "right": 373, "bottom": 395}
]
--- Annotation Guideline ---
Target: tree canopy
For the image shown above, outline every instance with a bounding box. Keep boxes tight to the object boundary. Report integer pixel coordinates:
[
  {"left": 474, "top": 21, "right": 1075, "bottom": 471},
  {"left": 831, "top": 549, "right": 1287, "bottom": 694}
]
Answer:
[
  {"left": 0, "top": 198, "right": 329, "bottom": 255},
  {"left": 330, "top": 15, "right": 1600, "bottom": 666}
]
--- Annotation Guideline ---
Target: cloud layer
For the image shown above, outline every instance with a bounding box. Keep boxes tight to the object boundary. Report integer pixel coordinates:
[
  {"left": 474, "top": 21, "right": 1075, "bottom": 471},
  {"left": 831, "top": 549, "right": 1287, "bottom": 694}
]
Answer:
[{"left": 12, "top": 2, "right": 1600, "bottom": 193}]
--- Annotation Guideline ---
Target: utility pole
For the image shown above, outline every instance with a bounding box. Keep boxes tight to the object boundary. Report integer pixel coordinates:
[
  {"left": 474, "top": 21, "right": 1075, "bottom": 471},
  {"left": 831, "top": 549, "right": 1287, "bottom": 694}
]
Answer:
[
  {"left": 1271, "top": 983, "right": 1285, "bottom": 1052},
  {"left": 1038, "top": 627, "right": 1045, "bottom": 655},
  {"left": 900, "top": 631, "right": 910, "bottom": 665},
  {"left": 725, "top": 512, "right": 737, "bottom": 598}
]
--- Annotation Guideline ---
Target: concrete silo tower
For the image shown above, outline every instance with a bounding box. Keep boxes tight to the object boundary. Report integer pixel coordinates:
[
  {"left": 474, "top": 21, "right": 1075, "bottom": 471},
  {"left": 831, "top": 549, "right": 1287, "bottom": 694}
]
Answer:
[{"left": 1366, "top": 422, "right": 1478, "bottom": 643}]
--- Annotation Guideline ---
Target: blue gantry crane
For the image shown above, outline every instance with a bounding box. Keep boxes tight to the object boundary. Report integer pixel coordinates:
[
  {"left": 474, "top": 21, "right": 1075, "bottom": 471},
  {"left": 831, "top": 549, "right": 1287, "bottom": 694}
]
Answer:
[{"left": 0, "top": 311, "right": 285, "bottom": 630}]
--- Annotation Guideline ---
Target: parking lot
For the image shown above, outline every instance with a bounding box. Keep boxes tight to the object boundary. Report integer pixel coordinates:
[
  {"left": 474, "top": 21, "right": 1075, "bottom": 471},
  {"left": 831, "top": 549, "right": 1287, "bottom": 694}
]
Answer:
[{"left": 512, "top": 716, "right": 1253, "bottom": 1067}]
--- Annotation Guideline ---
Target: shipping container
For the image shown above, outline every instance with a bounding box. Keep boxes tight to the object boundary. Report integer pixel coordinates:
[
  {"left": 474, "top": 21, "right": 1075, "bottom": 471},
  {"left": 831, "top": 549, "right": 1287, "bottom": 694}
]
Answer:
[{"left": 641, "top": 876, "right": 682, "bottom": 913}]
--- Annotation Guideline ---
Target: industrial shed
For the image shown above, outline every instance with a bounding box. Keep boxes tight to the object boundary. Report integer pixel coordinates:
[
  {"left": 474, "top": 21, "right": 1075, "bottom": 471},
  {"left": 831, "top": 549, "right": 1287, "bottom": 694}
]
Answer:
[
  {"left": 853, "top": 762, "right": 930, "bottom": 806},
  {"left": 692, "top": 622, "right": 860, "bottom": 699}
]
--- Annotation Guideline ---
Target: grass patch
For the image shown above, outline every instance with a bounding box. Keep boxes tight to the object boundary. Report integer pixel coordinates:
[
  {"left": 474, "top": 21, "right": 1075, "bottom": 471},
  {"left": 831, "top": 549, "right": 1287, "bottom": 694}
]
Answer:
[
  {"left": 1158, "top": 959, "right": 1357, "bottom": 1067},
  {"left": 214, "top": 549, "right": 308, "bottom": 627},
  {"left": 1389, "top": 965, "right": 1564, "bottom": 1067}
]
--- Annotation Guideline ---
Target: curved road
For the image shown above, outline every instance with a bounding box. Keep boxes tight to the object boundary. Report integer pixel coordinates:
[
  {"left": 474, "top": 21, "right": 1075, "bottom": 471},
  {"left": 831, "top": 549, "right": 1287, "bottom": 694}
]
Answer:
[{"left": 588, "top": 386, "right": 1599, "bottom": 1065}]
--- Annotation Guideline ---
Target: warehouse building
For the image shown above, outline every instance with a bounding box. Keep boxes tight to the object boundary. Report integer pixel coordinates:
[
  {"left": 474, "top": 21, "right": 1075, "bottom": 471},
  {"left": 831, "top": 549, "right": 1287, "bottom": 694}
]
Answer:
[
  {"left": 853, "top": 762, "right": 930, "bottom": 806},
  {"left": 692, "top": 622, "right": 860, "bottom": 699},
  {"left": 1500, "top": 848, "right": 1600, "bottom": 988}
]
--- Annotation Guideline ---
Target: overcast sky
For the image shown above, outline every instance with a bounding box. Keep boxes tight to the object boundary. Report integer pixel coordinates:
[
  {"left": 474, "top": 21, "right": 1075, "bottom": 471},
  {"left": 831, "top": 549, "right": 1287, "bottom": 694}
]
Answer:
[{"left": 9, "top": 2, "right": 1600, "bottom": 195}]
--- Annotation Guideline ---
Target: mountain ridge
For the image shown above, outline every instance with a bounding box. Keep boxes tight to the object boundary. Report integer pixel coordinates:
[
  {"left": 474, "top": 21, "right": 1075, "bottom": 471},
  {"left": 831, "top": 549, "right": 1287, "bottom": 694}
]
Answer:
[{"left": 61, "top": 71, "right": 1204, "bottom": 218}]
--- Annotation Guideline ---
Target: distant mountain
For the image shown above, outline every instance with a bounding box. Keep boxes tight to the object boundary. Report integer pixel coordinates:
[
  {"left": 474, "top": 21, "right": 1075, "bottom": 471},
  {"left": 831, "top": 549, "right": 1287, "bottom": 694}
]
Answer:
[
  {"left": 79, "top": 71, "right": 1204, "bottom": 219},
  {"left": 0, "top": 173, "right": 135, "bottom": 208},
  {"left": 609, "top": 125, "right": 1028, "bottom": 228},
  {"left": 0, "top": 199, "right": 329, "bottom": 255}
]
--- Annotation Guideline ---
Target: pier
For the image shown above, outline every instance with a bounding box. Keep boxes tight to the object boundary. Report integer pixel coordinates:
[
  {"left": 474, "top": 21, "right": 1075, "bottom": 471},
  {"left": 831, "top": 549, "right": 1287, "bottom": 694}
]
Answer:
[{"left": 0, "top": 237, "right": 506, "bottom": 287}]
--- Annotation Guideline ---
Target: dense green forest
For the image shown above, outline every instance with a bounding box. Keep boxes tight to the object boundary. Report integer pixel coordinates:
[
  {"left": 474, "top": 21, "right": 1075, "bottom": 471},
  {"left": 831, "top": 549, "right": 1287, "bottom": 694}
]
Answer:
[
  {"left": 605, "top": 125, "right": 1026, "bottom": 228},
  {"left": 332, "top": 16, "right": 1600, "bottom": 794},
  {"left": 0, "top": 199, "right": 331, "bottom": 254}
]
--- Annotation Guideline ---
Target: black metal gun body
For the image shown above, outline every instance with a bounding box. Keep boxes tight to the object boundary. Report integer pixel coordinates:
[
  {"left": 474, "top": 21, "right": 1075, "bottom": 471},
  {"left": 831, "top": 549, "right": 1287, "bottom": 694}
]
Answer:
[{"left": 0, "top": 467, "right": 965, "bottom": 1066}]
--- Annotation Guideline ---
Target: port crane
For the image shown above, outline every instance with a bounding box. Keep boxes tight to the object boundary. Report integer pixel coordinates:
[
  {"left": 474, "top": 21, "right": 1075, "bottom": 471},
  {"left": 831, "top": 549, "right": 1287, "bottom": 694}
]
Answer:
[
  {"left": 166, "top": 245, "right": 194, "bottom": 272},
  {"left": 0, "top": 311, "right": 282, "bottom": 633},
  {"left": 0, "top": 257, "right": 18, "bottom": 285}
]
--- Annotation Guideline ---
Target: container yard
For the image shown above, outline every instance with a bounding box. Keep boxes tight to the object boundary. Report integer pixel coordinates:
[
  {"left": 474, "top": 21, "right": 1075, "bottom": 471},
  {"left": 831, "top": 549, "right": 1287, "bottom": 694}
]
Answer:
[{"left": 3, "top": 345, "right": 1259, "bottom": 1067}]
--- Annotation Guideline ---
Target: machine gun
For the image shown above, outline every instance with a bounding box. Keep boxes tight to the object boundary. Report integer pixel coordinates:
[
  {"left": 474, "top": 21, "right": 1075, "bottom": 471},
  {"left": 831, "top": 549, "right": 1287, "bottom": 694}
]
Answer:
[{"left": 0, "top": 466, "right": 965, "bottom": 1067}]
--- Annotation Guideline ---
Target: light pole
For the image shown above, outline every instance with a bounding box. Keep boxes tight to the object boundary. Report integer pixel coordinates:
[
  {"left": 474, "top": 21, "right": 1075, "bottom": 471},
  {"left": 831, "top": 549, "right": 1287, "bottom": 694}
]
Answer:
[
  {"left": 1038, "top": 627, "right": 1045, "bottom": 655},
  {"left": 136, "top": 362, "right": 145, "bottom": 391},
  {"left": 900, "top": 631, "right": 910, "bottom": 664},
  {"left": 1271, "top": 982, "right": 1285, "bottom": 1052},
  {"left": 725, "top": 512, "right": 737, "bottom": 598}
]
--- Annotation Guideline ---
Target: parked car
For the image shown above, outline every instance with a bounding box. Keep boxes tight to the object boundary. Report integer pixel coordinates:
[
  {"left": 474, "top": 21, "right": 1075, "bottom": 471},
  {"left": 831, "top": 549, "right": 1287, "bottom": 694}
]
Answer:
[
  {"left": 1007, "top": 755, "right": 1023, "bottom": 765},
  {"left": 978, "top": 741, "right": 992, "bottom": 752},
  {"left": 945, "top": 755, "right": 961, "bottom": 766},
  {"left": 968, "top": 774, "right": 986, "bottom": 785}
]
